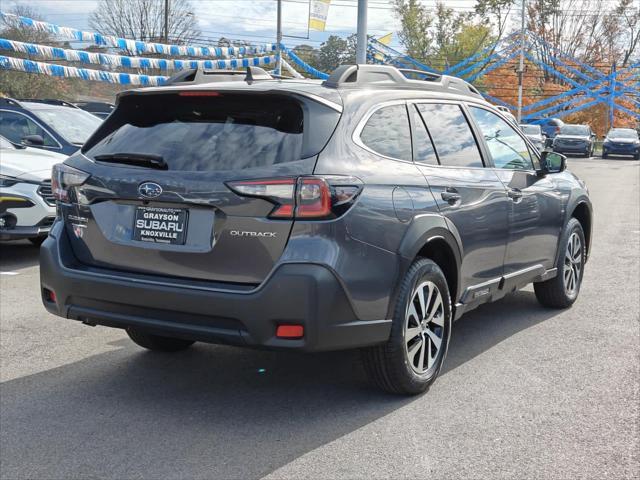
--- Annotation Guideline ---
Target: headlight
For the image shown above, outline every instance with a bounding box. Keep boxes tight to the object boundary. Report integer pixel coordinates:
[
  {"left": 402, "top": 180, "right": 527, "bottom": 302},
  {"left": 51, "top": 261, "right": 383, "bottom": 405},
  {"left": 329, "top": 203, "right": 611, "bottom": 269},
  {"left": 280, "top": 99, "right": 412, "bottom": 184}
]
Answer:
[
  {"left": 0, "top": 174, "right": 20, "bottom": 188},
  {"left": 51, "top": 163, "right": 90, "bottom": 202}
]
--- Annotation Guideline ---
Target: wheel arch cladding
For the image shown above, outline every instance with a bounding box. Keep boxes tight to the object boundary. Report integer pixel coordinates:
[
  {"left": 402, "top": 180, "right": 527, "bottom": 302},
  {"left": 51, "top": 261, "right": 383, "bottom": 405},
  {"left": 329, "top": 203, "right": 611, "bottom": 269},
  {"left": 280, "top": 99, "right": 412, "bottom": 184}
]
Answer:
[
  {"left": 571, "top": 201, "right": 592, "bottom": 259},
  {"left": 415, "top": 237, "right": 459, "bottom": 305}
]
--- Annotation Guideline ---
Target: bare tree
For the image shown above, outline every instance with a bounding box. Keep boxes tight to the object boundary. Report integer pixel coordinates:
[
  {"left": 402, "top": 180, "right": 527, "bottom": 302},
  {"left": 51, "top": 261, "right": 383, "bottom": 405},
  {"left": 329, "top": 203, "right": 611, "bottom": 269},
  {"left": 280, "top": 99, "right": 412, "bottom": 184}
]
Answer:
[{"left": 89, "top": 0, "right": 200, "bottom": 44}]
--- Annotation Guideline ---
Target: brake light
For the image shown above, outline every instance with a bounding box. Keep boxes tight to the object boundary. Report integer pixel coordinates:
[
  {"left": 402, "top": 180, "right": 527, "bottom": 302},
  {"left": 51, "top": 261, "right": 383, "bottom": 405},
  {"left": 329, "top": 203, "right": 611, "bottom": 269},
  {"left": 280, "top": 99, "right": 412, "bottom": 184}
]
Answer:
[
  {"left": 296, "top": 178, "right": 332, "bottom": 218},
  {"left": 227, "top": 176, "right": 361, "bottom": 220},
  {"left": 51, "top": 164, "right": 90, "bottom": 203}
]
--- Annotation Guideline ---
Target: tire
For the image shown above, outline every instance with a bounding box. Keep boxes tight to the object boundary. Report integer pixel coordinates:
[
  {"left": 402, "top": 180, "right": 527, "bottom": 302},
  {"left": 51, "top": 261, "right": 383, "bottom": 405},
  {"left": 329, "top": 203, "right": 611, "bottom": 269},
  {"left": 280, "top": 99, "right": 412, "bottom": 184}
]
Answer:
[
  {"left": 602, "top": 152, "right": 608, "bottom": 159},
  {"left": 634, "top": 153, "right": 639, "bottom": 160},
  {"left": 28, "top": 236, "right": 46, "bottom": 246},
  {"left": 126, "top": 327, "right": 195, "bottom": 352},
  {"left": 362, "top": 259, "right": 452, "bottom": 395},
  {"left": 534, "top": 217, "right": 586, "bottom": 309}
]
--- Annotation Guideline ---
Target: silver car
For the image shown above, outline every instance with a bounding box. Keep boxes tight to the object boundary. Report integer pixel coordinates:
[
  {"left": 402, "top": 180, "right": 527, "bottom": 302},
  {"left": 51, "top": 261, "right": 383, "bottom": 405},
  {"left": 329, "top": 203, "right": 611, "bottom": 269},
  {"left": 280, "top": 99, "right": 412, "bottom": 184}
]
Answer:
[{"left": 520, "top": 124, "right": 546, "bottom": 152}]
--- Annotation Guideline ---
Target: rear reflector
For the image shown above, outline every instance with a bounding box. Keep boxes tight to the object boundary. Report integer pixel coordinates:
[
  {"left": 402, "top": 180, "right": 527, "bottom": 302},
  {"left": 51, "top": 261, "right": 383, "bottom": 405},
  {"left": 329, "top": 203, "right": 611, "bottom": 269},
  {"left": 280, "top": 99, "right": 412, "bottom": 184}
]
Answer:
[
  {"left": 43, "top": 288, "right": 56, "bottom": 303},
  {"left": 276, "top": 325, "right": 304, "bottom": 339}
]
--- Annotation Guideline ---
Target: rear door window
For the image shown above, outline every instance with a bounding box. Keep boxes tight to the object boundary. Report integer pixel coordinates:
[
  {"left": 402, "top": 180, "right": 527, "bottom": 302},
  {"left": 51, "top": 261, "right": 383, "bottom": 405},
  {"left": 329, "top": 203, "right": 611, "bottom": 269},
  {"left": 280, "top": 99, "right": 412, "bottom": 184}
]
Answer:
[
  {"left": 84, "top": 94, "right": 308, "bottom": 171},
  {"left": 410, "top": 105, "right": 438, "bottom": 165},
  {"left": 359, "top": 104, "right": 412, "bottom": 161},
  {"left": 416, "top": 103, "right": 484, "bottom": 168}
]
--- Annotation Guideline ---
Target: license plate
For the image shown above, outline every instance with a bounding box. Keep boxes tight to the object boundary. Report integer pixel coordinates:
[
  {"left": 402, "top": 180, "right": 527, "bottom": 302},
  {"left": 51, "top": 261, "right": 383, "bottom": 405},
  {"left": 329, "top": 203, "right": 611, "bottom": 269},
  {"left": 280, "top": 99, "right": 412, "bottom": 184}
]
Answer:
[{"left": 133, "top": 207, "right": 188, "bottom": 245}]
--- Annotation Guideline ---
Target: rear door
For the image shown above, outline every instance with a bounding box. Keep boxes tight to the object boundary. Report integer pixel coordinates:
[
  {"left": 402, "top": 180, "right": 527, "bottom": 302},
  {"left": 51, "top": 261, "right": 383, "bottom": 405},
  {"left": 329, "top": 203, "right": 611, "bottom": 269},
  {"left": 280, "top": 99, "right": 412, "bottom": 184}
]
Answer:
[
  {"left": 61, "top": 91, "right": 340, "bottom": 285},
  {"left": 466, "top": 105, "right": 564, "bottom": 276},
  {"left": 411, "top": 102, "right": 510, "bottom": 299}
]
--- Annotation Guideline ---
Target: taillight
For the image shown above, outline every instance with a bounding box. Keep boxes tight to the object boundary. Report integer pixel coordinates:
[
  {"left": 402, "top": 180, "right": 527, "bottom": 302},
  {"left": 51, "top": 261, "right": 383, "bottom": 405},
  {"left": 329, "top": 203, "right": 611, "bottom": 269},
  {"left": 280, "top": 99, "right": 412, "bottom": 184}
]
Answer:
[
  {"left": 226, "top": 176, "right": 361, "bottom": 220},
  {"left": 51, "top": 163, "right": 90, "bottom": 203}
]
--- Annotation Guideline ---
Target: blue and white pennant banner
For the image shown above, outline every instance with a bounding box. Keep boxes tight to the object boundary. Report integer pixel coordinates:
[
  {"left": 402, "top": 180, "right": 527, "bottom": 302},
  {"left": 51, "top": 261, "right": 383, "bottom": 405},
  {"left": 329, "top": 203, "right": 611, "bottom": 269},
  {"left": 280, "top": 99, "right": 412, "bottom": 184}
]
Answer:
[
  {"left": 0, "top": 38, "right": 275, "bottom": 71},
  {"left": 0, "top": 11, "right": 277, "bottom": 58},
  {"left": 0, "top": 54, "right": 167, "bottom": 86}
]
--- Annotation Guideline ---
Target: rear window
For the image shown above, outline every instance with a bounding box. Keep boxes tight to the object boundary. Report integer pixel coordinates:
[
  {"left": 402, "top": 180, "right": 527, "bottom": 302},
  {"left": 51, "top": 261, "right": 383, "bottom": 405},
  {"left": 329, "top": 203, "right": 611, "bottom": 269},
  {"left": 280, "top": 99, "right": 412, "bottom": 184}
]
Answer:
[{"left": 84, "top": 94, "right": 309, "bottom": 171}]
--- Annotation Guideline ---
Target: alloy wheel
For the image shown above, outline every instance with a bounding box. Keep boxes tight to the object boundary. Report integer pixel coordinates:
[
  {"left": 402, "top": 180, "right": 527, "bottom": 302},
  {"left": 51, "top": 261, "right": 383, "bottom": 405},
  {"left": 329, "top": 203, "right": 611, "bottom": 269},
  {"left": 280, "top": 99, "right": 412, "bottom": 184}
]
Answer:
[
  {"left": 564, "top": 232, "right": 583, "bottom": 296},
  {"left": 404, "top": 281, "right": 445, "bottom": 374}
]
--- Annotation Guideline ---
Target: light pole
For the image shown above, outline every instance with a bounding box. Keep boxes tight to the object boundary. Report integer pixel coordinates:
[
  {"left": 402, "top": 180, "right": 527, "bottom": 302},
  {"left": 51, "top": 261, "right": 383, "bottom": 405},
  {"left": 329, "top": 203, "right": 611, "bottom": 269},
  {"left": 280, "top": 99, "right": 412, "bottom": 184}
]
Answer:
[
  {"left": 356, "top": 0, "right": 367, "bottom": 64},
  {"left": 517, "top": 0, "right": 526, "bottom": 123},
  {"left": 276, "top": 0, "right": 283, "bottom": 75},
  {"left": 164, "top": 0, "right": 169, "bottom": 43}
]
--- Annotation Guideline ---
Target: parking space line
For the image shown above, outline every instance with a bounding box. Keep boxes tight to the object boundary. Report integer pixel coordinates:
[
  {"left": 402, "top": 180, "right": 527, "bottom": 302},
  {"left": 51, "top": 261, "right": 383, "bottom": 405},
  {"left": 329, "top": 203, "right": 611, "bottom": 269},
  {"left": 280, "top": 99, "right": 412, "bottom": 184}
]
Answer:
[{"left": 0, "top": 271, "right": 20, "bottom": 276}]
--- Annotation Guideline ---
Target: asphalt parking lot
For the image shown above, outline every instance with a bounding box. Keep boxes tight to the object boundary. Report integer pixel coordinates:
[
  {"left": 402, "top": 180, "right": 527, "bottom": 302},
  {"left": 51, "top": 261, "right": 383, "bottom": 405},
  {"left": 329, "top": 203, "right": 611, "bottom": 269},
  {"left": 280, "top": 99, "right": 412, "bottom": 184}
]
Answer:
[{"left": 1, "top": 157, "right": 638, "bottom": 480}]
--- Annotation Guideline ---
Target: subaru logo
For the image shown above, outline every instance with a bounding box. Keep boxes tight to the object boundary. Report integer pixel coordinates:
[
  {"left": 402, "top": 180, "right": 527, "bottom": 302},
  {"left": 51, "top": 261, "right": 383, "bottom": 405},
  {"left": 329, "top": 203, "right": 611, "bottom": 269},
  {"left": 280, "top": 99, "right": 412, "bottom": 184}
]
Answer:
[{"left": 138, "top": 182, "right": 163, "bottom": 198}]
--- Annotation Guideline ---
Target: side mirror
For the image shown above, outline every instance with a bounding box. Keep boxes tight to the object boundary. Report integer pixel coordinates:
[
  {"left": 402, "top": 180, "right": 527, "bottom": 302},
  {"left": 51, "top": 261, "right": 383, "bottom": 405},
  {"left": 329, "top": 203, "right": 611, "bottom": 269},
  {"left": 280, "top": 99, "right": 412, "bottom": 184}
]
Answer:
[
  {"left": 21, "top": 134, "right": 44, "bottom": 146},
  {"left": 538, "top": 151, "right": 566, "bottom": 176}
]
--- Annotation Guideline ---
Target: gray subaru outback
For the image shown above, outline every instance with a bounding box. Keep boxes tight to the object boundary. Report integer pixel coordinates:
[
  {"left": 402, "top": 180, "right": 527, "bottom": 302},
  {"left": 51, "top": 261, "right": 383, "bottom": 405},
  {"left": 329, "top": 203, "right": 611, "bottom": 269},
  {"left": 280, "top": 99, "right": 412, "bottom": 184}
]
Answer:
[{"left": 40, "top": 65, "right": 592, "bottom": 394}]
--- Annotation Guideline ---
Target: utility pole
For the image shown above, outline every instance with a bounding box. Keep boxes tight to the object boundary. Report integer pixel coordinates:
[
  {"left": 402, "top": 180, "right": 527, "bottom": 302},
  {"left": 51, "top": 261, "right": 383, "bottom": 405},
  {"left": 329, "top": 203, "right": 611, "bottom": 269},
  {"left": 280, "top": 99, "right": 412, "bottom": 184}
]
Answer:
[
  {"left": 356, "top": 0, "right": 368, "bottom": 64},
  {"left": 276, "top": 0, "right": 283, "bottom": 75},
  {"left": 516, "top": 0, "right": 526, "bottom": 123},
  {"left": 164, "top": 0, "right": 169, "bottom": 43}
]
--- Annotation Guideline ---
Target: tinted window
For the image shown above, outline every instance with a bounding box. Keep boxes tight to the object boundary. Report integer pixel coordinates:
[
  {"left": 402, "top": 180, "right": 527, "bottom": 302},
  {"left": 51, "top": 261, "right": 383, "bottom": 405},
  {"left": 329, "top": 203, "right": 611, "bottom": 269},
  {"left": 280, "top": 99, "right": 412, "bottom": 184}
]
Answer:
[
  {"left": 416, "top": 103, "right": 483, "bottom": 168},
  {"left": 85, "top": 94, "right": 305, "bottom": 171},
  {"left": 360, "top": 104, "right": 411, "bottom": 161},
  {"left": 0, "top": 111, "right": 58, "bottom": 147},
  {"left": 410, "top": 105, "right": 438, "bottom": 165},
  {"left": 608, "top": 129, "right": 638, "bottom": 139},
  {"left": 470, "top": 107, "right": 534, "bottom": 170}
]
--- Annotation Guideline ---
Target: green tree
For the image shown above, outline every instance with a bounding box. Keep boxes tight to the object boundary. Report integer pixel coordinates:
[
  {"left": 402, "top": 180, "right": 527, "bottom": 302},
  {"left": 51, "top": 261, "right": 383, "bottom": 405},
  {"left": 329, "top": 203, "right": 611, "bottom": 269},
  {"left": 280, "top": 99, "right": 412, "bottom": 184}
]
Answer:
[
  {"left": 393, "top": 0, "right": 433, "bottom": 63},
  {"left": 316, "top": 34, "right": 357, "bottom": 72},
  {"left": 0, "top": 6, "right": 71, "bottom": 99}
]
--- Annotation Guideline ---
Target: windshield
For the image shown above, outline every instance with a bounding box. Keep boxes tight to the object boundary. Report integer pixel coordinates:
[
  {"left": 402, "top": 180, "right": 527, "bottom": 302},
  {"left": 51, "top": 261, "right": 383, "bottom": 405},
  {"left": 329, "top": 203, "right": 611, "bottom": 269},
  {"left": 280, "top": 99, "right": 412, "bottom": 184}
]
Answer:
[
  {"left": 27, "top": 105, "right": 102, "bottom": 144},
  {"left": 608, "top": 129, "right": 638, "bottom": 139},
  {"left": 0, "top": 135, "right": 15, "bottom": 149},
  {"left": 520, "top": 125, "right": 541, "bottom": 135},
  {"left": 560, "top": 125, "right": 590, "bottom": 136}
]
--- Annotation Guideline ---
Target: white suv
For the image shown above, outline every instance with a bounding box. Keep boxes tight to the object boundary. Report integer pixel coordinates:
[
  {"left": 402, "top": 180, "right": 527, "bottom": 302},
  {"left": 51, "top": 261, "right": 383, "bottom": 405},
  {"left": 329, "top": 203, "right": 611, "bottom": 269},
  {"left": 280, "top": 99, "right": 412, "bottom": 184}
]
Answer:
[{"left": 0, "top": 135, "right": 65, "bottom": 245}]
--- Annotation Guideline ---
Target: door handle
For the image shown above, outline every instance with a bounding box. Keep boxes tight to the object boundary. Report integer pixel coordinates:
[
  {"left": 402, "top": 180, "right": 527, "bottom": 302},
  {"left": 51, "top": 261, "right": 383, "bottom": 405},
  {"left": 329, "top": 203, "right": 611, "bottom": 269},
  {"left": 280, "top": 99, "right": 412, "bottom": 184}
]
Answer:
[
  {"left": 507, "top": 188, "right": 523, "bottom": 200},
  {"left": 441, "top": 188, "right": 461, "bottom": 204}
]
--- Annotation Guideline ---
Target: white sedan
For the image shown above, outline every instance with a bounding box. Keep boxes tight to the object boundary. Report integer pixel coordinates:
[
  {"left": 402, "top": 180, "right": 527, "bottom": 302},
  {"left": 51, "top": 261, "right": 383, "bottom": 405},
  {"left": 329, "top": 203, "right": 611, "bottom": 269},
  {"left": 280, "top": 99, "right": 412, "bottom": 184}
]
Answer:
[{"left": 0, "top": 135, "right": 66, "bottom": 245}]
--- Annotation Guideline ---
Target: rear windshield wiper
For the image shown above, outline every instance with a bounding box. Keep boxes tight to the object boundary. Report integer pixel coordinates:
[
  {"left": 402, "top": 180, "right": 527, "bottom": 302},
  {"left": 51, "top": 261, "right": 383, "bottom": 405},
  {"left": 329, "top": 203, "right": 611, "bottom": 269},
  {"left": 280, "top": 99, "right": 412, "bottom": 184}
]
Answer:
[{"left": 93, "top": 153, "right": 168, "bottom": 170}]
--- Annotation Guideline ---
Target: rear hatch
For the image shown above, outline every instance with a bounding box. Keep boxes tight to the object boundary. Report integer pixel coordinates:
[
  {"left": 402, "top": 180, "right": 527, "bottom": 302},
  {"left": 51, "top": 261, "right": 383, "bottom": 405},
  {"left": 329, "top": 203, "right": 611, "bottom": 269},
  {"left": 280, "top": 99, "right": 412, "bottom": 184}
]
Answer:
[{"left": 60, "top": 89, "right": 341, "bottom": 285}]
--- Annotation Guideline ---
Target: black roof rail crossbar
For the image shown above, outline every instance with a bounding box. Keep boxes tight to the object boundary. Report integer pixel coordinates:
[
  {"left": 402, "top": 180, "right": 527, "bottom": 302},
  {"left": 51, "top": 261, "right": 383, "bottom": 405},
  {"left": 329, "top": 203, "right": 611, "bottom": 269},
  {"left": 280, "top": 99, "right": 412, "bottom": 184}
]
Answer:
[
  {"left": 322, "top": 64, "right": 482, "bottom": 99},
  {"left": 0, "top": 97, "right": 22, "bottom": 107},
  {"left": 16, "top": 98, "right": 79, "bottom": 108},
  {"left": 163, "top": 66, "right": 274, "bottom": 86}
]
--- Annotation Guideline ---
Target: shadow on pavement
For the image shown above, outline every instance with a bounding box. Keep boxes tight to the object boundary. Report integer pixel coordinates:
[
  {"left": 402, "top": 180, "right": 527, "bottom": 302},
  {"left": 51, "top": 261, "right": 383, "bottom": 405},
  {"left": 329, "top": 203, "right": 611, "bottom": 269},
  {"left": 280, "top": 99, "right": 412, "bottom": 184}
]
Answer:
[
  {"left": 0, "top": 290, "right": 560, "bottom": 479},
  {"left": 0, "top": 241, "right": 40, "bottom": 271}
]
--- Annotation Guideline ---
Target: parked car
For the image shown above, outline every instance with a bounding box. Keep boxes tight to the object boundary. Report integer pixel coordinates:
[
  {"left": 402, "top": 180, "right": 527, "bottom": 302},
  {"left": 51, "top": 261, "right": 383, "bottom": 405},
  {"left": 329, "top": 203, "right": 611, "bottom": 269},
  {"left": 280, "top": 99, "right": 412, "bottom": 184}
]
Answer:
[
  {"left": 553, "top": 124, "right": 596, "bottom": 157},
  {"left": 495, "top": 105, "right": 518, "bottom": 125},
  {"left": 74, "top": 101, "right": 115, "bottom": 119},
  {"left": 602, "top": 128, "right": 640, "bottom": 159},
  {"left": 519, "top": 124, "right": 545, "bottom": 152},
  {"left": 0, "top": 135, "right": 64, "bottom": 244},
  {"left": 526, "top": 117, "right": 565, "bottom": 141},
  {"left": 0, "top": 97, "right": 103, "bottom": 156},
  {"left": 40, "top": 65, "right": 592, "bottom": 394}
]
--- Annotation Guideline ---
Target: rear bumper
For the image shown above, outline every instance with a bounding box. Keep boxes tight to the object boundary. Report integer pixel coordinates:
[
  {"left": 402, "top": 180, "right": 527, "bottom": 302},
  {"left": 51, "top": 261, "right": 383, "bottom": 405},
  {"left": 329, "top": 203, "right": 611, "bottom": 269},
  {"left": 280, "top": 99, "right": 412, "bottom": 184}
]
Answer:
[
  {"left": 0, "top": 225, "right": 50, "bottom": 241},
  {"left": 40, "top": 223, "right": 391, "bottom": 352}
]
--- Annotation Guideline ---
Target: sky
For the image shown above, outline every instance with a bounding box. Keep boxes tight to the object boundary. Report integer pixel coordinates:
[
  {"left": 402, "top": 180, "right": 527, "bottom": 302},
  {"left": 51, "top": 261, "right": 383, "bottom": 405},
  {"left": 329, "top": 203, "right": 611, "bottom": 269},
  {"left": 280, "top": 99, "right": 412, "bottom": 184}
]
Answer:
[{"left": 2, "top": 0, "right": 485, "bottom": 51}]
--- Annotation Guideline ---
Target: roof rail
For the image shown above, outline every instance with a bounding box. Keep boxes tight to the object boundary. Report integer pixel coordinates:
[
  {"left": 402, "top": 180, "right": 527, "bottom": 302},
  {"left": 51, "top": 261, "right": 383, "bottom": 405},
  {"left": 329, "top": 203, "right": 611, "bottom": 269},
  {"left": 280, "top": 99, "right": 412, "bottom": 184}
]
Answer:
[
  {"left": 16, "top": 98, "right": 80, "bottom": 108},
  {"left": 0, "top": 97, "right": 23, "bottom": 107},
  {"left": 322, "top": 64, "right": 482, "bottom": 99},
  {"left": 163, "top": 66, "right": 274, "bottom": 86}
]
